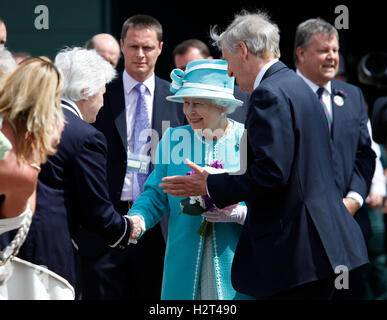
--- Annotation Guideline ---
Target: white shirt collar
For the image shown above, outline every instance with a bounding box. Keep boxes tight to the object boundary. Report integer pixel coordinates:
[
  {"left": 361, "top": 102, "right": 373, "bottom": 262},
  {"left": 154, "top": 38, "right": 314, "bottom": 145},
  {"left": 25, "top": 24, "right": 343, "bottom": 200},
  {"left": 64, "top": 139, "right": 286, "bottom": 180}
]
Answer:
[
  {"left": 61, "top": 97, "right": 83, "bottom": 120},
  {"left": 296, "top": 69, "right": 332, "bottom": 95},
  {"left": 123, "top": 70, "right": 155, "bottom": 96},
  {"left": 253, "top": 59, "right": 279, "bottom": 89}
]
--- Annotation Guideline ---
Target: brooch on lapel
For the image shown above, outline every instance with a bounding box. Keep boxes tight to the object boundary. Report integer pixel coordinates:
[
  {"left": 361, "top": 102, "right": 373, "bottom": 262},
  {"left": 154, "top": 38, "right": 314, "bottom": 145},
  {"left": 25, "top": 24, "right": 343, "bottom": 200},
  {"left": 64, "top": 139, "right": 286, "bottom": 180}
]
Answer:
[{"left": 333, "top": 89, "right": 347, "bottom": 107}]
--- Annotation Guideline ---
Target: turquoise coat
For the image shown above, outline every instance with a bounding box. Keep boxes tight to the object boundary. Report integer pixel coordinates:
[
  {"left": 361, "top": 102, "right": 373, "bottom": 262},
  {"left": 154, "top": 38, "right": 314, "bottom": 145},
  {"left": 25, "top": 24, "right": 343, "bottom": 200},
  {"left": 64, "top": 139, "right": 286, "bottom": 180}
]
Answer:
[{"left": 128, "top": 121, "right": 253, "bottom": 300}]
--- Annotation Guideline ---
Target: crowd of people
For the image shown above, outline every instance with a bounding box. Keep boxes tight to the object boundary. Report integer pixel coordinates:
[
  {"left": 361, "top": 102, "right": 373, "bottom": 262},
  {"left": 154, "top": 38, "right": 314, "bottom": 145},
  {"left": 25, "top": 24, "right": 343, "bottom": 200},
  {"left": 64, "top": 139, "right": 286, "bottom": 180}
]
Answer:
[{"left": 0, "top": 10, "right": 386, "bottom": 300}]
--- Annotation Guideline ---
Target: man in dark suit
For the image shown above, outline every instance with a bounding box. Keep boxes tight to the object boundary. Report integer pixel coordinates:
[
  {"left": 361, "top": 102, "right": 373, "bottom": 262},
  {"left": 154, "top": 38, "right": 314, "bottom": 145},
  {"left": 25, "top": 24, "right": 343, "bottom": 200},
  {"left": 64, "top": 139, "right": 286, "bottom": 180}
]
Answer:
[
  {"left": 160, "top": 11, "right": 373, "bottom": 299},
  {"left": 172, "top": 38, "right": 249, "bottom": 123},
  {"left": 8, "top": 48, "right": 141, "bottom": 297},
  {"left": 294, "top": 18, "right": 376, "bottom": 299},
  {"left": 78, "top": 15, "right": 186, "bottom": 300}
]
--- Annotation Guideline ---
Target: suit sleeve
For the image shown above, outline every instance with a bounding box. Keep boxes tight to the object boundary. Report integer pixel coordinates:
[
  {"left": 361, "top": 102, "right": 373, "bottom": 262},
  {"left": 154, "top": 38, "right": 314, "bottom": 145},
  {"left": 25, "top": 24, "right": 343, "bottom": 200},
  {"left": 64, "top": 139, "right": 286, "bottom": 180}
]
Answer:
[
  {"left": 348, "top": 88, "right": 376, "bottom": 199},
  {"left": 208, "top": 87, "right": 295, "bottom": 208},
  {"left": 72, "top": 130, "right": 130, "bottom": 247}
]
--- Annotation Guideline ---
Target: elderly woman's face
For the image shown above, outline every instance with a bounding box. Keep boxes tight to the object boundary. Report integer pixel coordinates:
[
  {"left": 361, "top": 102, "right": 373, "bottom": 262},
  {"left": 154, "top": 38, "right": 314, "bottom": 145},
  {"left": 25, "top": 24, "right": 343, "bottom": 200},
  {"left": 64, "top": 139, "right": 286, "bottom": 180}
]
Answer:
[{"left": 183, "top": 98, "right": 225, "bottom": 131}]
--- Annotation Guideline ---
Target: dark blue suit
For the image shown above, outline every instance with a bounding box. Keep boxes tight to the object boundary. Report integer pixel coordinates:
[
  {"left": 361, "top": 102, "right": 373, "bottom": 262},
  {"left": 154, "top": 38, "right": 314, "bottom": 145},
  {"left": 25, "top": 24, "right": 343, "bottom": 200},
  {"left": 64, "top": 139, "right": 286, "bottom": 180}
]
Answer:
[
  {"left": 329, "top": 79, "right": 375, "bottom": 240},
  {"left": 3, "top": 102, "right": 131, "bottom": 293},
  {"left": 325, "top": 79, "right": 376, "bottom": 299},
  {"left": 77, "top": 73, "right": 187, "bottom": 299},
  {"left": 207, "top": 61, "right": 372, "bottom": 299}
]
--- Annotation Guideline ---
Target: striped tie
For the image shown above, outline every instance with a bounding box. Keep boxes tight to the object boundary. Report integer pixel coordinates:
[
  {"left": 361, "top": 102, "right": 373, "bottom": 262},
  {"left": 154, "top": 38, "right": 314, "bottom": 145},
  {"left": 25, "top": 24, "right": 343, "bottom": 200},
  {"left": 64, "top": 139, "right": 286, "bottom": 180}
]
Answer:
[{"left": 316, "top": 87, "right": 332, "bottom": 132}]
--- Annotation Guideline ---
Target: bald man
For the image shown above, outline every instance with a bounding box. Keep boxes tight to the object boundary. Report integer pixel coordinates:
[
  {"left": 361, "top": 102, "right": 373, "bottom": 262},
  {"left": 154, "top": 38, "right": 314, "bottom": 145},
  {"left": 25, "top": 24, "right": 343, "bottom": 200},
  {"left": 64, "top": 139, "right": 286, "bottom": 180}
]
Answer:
[
  {"left": 0, "top": 19, "right": 7, "bottom": 46},
  {"left": 85, "top": 33, "right": 120, "bottom": 68}
]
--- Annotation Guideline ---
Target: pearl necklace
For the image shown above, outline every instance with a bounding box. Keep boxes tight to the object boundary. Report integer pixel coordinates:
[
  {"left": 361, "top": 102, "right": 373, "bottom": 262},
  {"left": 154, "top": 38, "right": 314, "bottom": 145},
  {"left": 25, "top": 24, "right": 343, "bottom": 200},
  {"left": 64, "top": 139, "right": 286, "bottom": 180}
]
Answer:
[{"left": 194, "top": 120, "right": 234, "bottom": 165}]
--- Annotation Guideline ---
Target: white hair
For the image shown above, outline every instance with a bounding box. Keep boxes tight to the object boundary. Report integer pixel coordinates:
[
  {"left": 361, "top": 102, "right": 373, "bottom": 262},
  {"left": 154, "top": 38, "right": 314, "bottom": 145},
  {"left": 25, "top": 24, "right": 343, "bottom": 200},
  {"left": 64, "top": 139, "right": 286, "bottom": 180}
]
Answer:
[
  {"left": 210, "top": 10, "right": 281, "bottom": 59},
  {"left": 54, "top": 47, "right": 116, "bottom": 101},
  {"left": 0, "top": 46, "right": 16, "bottom": 84}
]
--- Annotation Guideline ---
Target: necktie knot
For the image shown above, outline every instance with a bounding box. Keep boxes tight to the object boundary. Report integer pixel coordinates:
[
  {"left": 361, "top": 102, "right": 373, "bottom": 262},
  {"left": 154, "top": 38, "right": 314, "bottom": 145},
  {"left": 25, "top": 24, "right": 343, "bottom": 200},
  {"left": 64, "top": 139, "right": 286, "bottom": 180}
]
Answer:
[
  {"left": 316, "top": 87, "right": 325, "bottom": 99},
  {"left": 135, "top": 83, "right": 147, "bottom": 95}
]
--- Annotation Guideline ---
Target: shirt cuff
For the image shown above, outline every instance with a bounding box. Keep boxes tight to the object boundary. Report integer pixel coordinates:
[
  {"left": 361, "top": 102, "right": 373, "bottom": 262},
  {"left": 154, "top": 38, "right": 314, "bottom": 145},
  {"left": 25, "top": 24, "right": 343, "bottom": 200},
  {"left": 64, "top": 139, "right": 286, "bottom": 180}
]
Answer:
[
  {"left": 109, "top": 215, "right": 129, "bottom": 248},
  {"left": 346, "top": 191, "right": 364, "bottom": 207}
]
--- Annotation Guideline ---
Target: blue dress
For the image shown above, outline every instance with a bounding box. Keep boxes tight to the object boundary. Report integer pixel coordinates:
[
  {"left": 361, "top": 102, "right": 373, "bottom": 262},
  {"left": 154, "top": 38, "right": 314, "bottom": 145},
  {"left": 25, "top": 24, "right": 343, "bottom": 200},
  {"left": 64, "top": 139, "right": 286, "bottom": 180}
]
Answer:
[{"left": 128, "top": 120, "right": 254, "bottom": 300}]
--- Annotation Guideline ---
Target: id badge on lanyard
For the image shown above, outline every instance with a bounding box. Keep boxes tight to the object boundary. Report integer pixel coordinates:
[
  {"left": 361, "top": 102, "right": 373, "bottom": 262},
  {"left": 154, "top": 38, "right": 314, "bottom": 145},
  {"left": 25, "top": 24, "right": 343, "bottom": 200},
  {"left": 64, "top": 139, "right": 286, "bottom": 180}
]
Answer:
[{"left": 127, "top": 153, "right": 151, "bottom": 174}]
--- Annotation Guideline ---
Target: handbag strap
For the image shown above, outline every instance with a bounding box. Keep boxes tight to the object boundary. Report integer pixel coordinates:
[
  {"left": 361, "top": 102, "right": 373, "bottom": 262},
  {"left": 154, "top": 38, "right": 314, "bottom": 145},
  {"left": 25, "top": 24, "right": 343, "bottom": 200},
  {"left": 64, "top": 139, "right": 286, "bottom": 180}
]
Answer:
[{"left": 0, "top": 205, "right": 32, "bottom": 266}]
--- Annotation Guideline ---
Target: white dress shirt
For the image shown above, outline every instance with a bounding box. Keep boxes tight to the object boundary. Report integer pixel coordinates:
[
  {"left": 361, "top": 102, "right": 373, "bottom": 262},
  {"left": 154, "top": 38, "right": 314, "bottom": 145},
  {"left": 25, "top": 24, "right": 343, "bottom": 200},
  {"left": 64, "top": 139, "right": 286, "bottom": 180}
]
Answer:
[{"left": 121, "top": 71, "right": 155, "bottom": 201}]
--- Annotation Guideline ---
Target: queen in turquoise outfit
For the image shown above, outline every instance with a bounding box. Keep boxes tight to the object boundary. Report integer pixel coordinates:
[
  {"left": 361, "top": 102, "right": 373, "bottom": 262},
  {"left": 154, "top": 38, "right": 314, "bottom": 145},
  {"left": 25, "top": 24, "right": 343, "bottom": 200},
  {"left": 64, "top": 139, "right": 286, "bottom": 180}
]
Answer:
[{"left": 128, "top": 60, "right": 254, "bottom": 300}]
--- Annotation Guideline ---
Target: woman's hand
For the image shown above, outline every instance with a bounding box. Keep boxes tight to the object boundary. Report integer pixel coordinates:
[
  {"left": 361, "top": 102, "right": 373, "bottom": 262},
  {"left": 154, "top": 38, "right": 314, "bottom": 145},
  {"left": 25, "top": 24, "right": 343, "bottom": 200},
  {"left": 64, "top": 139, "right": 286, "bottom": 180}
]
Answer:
[{"left": 202, "top": 204, "right": 247, "bottom": 225}]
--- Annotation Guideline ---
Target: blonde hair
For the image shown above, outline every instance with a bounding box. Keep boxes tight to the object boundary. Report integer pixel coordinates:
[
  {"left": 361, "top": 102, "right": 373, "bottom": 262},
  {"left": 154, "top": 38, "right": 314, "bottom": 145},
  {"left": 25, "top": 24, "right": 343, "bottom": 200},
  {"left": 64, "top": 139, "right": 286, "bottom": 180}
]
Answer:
[{"left": 0, "top": 56, "right": 64, "bottom": 163}]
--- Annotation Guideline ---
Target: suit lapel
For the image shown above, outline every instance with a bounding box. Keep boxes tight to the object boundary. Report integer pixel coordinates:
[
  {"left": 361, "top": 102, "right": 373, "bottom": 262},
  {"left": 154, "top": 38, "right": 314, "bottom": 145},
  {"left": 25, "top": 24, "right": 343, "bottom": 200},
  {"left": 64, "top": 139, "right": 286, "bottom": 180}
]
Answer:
[
  {"left": 331, "top": 80, "right": 344, "bottom": 142},
  {"left": 108, "top": 73, "right": 127, "bottom": 150}
]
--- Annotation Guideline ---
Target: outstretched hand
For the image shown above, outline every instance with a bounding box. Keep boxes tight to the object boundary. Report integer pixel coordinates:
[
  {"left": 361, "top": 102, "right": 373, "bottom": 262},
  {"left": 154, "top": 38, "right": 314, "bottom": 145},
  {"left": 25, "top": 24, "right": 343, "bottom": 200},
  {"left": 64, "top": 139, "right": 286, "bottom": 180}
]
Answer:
[{"left": 159, "top": 159, "right": 209, "bottom": 197}]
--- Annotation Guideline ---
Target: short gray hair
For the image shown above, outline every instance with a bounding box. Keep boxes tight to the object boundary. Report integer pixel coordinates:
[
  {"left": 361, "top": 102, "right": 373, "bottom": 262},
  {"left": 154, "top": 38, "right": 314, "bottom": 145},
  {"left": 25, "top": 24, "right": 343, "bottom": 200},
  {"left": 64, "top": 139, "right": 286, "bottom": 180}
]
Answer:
[
  {"left": 0, "top": 46, "right": 16, "bottom": 84},
  {"left": 294, "top": 18, "right": 339, "bottom": 66},
  {"left": 54, "top": 47, "right": 116, "bottom": 101},
  {"left": 210, "top": 10, "right": 280, "bottom": 59}
]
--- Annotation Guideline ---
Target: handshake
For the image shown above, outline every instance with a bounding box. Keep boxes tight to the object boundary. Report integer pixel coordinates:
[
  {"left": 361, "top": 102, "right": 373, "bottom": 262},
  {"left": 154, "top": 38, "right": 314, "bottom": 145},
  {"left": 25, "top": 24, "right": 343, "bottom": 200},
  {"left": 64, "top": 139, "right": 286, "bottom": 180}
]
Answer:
[{"left": 126, "top": 215, "right": 145, "bottom": 244}]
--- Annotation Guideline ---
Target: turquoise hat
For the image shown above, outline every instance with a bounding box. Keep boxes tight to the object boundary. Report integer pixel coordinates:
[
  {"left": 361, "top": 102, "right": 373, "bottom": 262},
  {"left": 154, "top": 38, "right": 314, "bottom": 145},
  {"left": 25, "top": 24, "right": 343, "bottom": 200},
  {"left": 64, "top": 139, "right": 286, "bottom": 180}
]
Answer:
[{"left": 166, "top": 59, "right": 243, "bottom": 108}]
